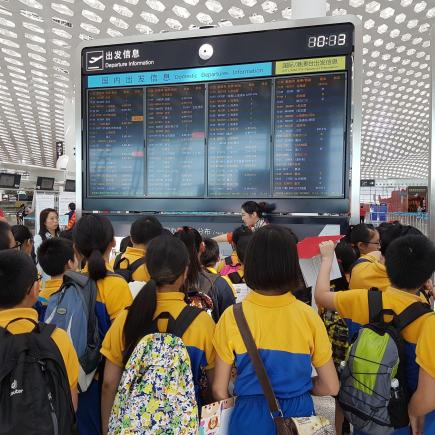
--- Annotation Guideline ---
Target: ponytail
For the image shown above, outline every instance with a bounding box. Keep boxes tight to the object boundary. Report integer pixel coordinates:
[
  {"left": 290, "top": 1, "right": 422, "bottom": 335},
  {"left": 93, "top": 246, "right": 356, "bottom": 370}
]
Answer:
[
  {"left": 73, "top": 215, "right": 114, "bottom": 279},
  {"left": 123, "top": 280, "right": 157, "bottom": 365},
  {"left": 87, "top": 248, "right": 107, "bottom": 281}
]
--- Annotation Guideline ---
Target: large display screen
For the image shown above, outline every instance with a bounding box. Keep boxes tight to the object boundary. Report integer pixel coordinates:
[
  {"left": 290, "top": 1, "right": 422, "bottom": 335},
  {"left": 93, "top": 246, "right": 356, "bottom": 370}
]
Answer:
[{"left": 81, "top": 21, "right": 356, "bottom": 213}]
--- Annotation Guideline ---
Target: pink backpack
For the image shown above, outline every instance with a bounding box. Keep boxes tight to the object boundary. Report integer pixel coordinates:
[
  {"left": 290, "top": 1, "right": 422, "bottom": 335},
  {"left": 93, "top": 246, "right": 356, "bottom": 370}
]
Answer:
[{"left": 220, "top": 256, "right": 240, "bottom": 276}]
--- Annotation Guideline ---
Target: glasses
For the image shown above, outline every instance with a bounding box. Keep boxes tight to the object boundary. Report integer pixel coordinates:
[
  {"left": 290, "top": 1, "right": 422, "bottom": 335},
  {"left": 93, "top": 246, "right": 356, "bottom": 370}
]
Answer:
[
  {"left": 364, "top": 241, "right": 381, "bottom": 246},
  {"left": 35, "top": 273, "right": 42, "bottom": 282}
]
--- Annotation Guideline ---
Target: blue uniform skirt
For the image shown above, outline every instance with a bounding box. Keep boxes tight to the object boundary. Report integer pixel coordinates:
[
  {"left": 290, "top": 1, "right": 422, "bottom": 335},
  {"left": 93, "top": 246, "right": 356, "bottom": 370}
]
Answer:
[{"left": 228, "top": 393, "right": 314, "bottom": 435}]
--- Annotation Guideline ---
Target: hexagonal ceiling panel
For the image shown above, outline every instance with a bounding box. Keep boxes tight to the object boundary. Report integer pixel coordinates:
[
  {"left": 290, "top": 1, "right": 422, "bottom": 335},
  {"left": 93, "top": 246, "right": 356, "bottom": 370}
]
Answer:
[{"left": 0, "top": 0, "right": 431, "bottom": 179}]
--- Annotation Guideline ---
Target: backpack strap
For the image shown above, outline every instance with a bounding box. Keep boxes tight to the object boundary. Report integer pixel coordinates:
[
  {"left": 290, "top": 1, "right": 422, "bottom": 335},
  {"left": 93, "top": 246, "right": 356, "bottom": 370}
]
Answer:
[
  {"left": 128, "top": 257, "right": 146, "bottom": 274},
  {"left": 349, "top": 258, "right": 371, "bottom": 277},
  {"left": 171, "top": 306, "right": 203, "bottom": 338},
  {"left": 396, "top": 302, "right": 432, "bottom": 332},
  {"left": 368, "top": 288, "right": 383, "bottom": 323},
  {"left": 233, "top": 303, "right": 288, "bottom": 431},
  {"left": 113, "top": 253, "right": 128, "bottom": 271},
  {"left": 63, "top": 270, "right": 89, "bottom": 288}
]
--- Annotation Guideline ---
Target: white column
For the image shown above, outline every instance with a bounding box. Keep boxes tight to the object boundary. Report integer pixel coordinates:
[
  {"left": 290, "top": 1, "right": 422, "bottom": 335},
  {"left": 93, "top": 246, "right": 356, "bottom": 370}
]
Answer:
[
  {"left": 63, "top": 95, "right": 76, "bottom": 174},
  {"left": 292, "top": 0, "right": 327, "bottom": 19},
  {"left": 429, "top": 26, "right": 435, "bottom": 241}
]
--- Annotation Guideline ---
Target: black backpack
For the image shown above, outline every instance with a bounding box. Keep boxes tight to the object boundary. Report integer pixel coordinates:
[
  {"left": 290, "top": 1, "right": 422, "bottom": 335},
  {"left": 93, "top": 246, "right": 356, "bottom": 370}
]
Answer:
[
  {"left": 113, "top": 253, "right": 146, "bottom": 283},
  {"left": 0, "top": 319, "right": 76, "bottom": 435}
]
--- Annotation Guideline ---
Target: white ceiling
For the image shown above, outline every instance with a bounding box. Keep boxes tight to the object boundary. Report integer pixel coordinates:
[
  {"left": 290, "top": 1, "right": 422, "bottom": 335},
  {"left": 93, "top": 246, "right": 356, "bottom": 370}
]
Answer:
[{"left": 0, "top": 0, "right": 432, "bottom": 179}]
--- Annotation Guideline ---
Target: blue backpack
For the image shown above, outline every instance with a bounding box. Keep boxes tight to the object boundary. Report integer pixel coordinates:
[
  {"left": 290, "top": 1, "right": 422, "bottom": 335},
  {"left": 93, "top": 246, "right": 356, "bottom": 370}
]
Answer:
[{"left": 44, "top": 270, "right": 101, "bottom": 393}]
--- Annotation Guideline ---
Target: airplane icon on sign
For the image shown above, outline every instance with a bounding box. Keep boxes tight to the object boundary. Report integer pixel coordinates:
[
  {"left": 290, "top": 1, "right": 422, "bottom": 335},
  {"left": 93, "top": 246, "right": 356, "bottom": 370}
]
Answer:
[
  {"left": 86, "top": 50, "right": 104, "bottom": 71},
  {"left": 89, "top": 55, "right": 103, "bottom": 64}
]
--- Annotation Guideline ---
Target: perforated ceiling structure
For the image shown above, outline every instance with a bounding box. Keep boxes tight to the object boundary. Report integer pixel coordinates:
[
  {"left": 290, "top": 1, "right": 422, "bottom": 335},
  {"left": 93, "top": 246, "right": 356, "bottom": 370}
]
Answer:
[{"left": 0, "top": 0, "right": 432, "bottom": 179}]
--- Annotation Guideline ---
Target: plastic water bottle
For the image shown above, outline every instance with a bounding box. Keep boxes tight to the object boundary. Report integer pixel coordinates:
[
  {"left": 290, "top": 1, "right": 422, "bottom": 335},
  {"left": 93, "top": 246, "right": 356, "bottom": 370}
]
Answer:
[{"left": 391, "top": 378, "right": 400, "bottom": 399}]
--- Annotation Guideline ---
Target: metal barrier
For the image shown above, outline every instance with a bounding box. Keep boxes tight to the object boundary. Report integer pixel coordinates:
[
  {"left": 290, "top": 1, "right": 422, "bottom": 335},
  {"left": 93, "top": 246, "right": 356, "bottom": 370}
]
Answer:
[{"left": 367, "top": 212, "right": 429, "bottom": 236}]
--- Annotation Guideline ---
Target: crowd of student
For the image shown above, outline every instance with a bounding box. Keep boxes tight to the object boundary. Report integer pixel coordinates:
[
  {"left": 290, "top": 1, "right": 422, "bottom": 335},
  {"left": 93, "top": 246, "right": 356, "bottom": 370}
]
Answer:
[{"left": 0, "top": 205, "right": 434, "bottom": 435}]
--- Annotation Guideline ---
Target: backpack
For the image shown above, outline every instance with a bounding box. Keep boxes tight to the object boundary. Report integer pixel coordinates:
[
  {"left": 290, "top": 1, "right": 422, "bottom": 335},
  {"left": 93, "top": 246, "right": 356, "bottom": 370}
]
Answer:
[
  {"left": 44, "top": 270, "right": 101, "bottom": 393},
  {"left": 113, "top": 253, "right": 146, "bottom": 283},
  {"left": 0, "top": 320, "right": 76, "bottom": 435},
  {"left": 338, "top": 288, "right": 432, "bottom": 435},
  {"left": 108, "top": 306, "right": 202, "bottom": 434}
]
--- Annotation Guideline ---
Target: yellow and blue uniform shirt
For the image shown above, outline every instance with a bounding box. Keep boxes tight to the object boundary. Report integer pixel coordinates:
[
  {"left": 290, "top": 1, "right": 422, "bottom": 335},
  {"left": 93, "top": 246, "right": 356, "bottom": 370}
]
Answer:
[
  {"left": 101, "top": 291, "right": 215, "bottom": 392},
  {"left": 35, "top": 278, "right": 63, "bottom": 320},
  {"left": 213, "top": 291, "right": 332, "bottom": 434},
  {"left": 207, "top": 266, "right": 237, "bottom": 297},
  {"left": 78, "top": 264, "right": 132, "bottom": 435},
  {"left": 416, "top": 314, "right": 435, "bottom": 435},
  {"left": 0, "top": 308, "right": 79, "bottom": 390},
  {"left": 110, "top": 246, "right": 150, "bottom": 282},
  {"left": 349, "top": 253, "right": 390, "bottom": 291},
  {"left": 335, "top": 287, "right": 432, "bottom": 393}
]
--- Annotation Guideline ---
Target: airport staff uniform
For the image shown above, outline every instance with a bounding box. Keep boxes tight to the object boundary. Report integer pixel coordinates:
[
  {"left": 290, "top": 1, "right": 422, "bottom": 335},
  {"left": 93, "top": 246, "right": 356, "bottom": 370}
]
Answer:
[
  {"left": 415, "top": 314, "right": 435, "bottom": 435},
  {"left": 111, "top": 246, "right": 150, "bottom": 282},
  {"left": 213, "top": 291, "right": 332, "bottom": 434},
  {"left": 335, "top": 287, "right": 433, "bottom": 435},
  {"left": 0, "top": 307, "right": 79, "bottom": 390},
  {"left": 77, "top": 264, "right": 132, "bottom": 435},
  {"left": 101, "top": 291, "right": 216, "bottom": 398}
]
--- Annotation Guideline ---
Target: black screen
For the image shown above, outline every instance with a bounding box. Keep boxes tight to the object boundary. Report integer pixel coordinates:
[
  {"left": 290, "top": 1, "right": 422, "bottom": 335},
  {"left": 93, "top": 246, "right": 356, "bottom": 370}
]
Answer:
[
  {"left": 37, "top": 177, "right": 54, "bottom": 190},
  {"left": 146, "top": 84, "right": 205, "bottom": 197},
  {"left": 86, "top": 73, "right": 346, "bottom": 199},
  {"left": 0, "top": 173, "right": 18, "bottom": 188},
  {"left": 88, "top": 88, "right": 144, "bottom": 197},
  {"left": 64, "top": 179, "right": 76, "bottom": 192}
]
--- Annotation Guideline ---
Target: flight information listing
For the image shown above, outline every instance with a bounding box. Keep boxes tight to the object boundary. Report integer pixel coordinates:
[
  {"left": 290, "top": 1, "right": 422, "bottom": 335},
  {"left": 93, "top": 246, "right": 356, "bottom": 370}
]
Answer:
[
  {"left": 208, "top": 80, "right": 272, "bottom": 197},
  {"left": 273, "top": 73, "right": 346, "bottom": 197},
  {"left": 87, "top": 88, "right": 145, "bottom": 197},
  {"left": 146, "top": 84, "right": 206, "bottom": 197}
]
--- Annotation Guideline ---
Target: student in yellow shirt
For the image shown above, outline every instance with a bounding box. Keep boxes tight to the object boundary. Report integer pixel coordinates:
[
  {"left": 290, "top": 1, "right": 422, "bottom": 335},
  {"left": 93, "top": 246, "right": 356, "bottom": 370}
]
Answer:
[
  {"left": 36, "top": 238, "right": 77, "bottom": 319},
  {"left": 212, "top": 225, "right": 338, "bottom": 434},
  {"left": 0, "top": 250, "right": 79, "bottom": 413},
  {"left": 316, "top": 235, "right": 435, "bottom": 435},
  {"left": 73, "top": 215, "right": 133, "bottom": 435},
  {"left": 349, "top": 222, "right": 424, "bottom": 292},
  {"left": 200, "top": 238, "right": 236, "bottom": 292},
  {"left": 112, "top": 215, "right": 163, "bottom": 282},
  {"left": 409, "top": 314, "right": 435, "bottom": 435},
  {"left": 101, "top": 235, "right": 215, "bottom": 434}
]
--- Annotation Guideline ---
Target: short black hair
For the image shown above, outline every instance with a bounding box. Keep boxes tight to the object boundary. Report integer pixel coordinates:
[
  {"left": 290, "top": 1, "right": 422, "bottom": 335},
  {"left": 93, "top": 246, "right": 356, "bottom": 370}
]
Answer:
[
  {"left": 0, "top": 250, "right": 37, "bottom": 308},
  {"left": 335, "top": 241, "right": 358, "bottom": 273},
  {"left": 68, "top": 202, "right": 76, "bottom": 211},
  {"left": 379, "top": 222, "right": 423, "bottom": 256},
  {"left": 232, "top": 225, "right": 252, "bottom": 245},
  {"left": 200, "top": 238, "right": 220, "bottom": 267},
  {"left": 130, "top": 216, "right": 163, "bottom": 245},
  {"left": 11, "top": 225, "right": 32, "bottom": 244},
  {"left": 119, "top": 236, "right": 132, "bottom": 253},
  {"left": 244, "top": 225, "right": 301, "bottom": 293},
  {"left": 0, "top": 221, "right": 12, "bottom": 251},
  {"left": 385, "top": 235, "right": 435, "bottom": 290},
  {"left": 59, "top": 229, "right": 73, "bottom": 240},
  {"left": 37, "top": 238, "right": 74, "bottom": 276},
  {"left": 235, "top": 234, "right": 252, "bottom": 264}
]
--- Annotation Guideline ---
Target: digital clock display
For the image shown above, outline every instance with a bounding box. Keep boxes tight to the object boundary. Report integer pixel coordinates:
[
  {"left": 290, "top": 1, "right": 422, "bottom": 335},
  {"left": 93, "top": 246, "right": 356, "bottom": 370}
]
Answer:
[{"left": 308, "top": 34, "right": 347, "bottom": 48}]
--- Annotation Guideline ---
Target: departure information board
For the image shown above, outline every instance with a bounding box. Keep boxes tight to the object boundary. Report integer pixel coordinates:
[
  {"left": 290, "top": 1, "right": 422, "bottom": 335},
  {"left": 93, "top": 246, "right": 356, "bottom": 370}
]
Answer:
[{"left": 80, "top": 20, "right": 358, "bottom": 213}]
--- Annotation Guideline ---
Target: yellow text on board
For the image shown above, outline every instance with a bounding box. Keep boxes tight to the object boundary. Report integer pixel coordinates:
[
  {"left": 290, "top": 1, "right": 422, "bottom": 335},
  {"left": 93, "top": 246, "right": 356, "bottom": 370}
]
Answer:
[{"left": 275, "top": 56, "right": 346, "bottom": 75}]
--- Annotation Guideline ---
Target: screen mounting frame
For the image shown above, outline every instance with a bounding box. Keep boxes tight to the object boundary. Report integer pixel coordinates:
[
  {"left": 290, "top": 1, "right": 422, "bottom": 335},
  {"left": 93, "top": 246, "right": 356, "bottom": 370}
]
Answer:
[{"left": 75, "top": 16, "right": 362, "bottom": 218}]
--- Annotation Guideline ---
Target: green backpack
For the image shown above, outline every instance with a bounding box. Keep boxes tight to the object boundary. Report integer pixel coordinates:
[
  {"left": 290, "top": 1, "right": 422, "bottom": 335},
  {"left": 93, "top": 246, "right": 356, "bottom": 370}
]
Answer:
[
  {"left": 109, "top": 307, "right": 201, "bottom": 434},
  {"left": 338, "top": 288, "right": 431, "bottom": 435}
]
